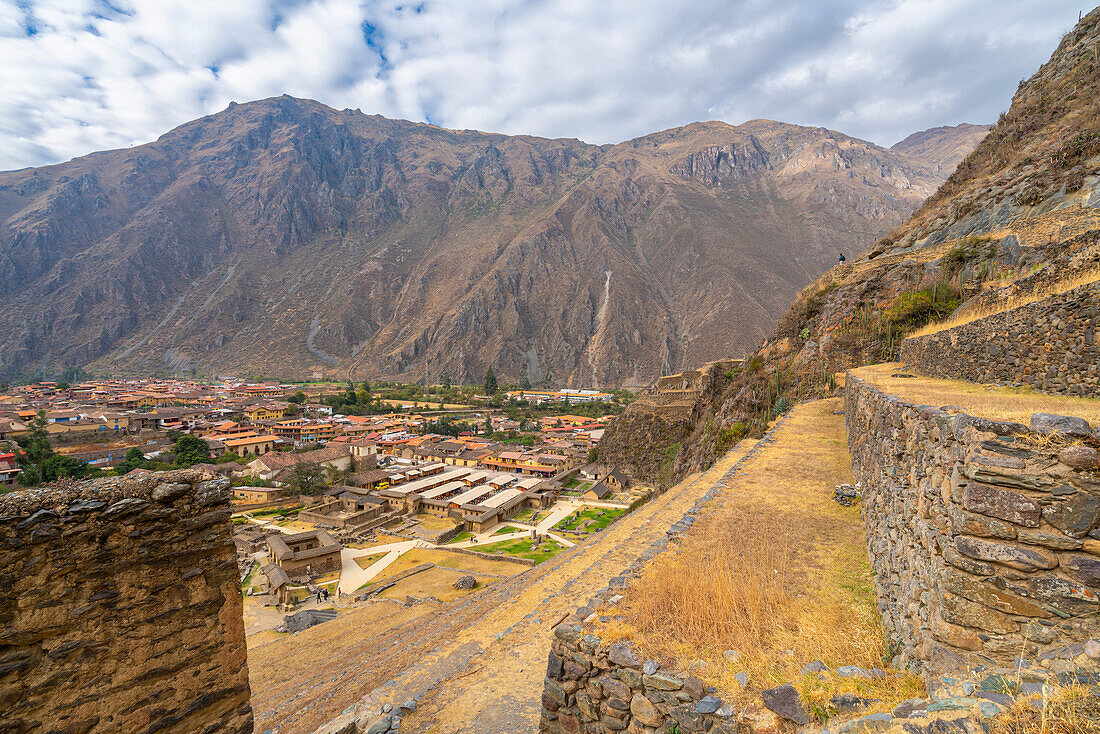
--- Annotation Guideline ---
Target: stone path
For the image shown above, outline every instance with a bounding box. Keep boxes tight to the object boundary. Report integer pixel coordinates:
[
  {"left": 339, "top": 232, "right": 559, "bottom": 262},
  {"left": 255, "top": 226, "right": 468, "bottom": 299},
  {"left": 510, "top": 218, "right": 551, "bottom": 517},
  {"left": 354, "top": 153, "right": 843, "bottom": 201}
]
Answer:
[
  {"left": 335, "top": 540, "right": 425, "bottom": 594},
  {"left": 248, "top": 441, "right": 757, "bottom": 733}
]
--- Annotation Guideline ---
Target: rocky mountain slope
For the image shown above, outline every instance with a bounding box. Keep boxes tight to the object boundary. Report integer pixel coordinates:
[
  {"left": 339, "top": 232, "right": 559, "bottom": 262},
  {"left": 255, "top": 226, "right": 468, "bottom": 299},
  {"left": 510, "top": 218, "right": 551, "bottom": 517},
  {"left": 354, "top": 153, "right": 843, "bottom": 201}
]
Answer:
[
  {"left": 890, "top": 123, "right": 992, "bottom": 177},
  {"left": 601, "top": 6, "right": 1100, "bottom": 483},
  {"left": 0, "top": 102, "right": 980, "bottom": 385}
]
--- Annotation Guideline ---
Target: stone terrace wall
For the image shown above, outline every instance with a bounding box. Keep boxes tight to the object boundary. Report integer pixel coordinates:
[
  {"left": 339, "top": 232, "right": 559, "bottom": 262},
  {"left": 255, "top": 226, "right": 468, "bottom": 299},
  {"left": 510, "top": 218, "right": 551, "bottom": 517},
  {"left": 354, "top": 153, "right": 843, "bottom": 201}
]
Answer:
[
  {"left": 544, "top": 624, "right": 738, "bottom": 734},
  {"left": 540, "top": 422, "right": 791, "bottom": 734},
  {"left": 0, "top": 469, "right": 253, "bottom": 733},
  {"left": 846, "top": 374, "right": 1100, "bottom": 675},
  {"left": 899, "top": 281, "right": 1099, "bottom": 397}
]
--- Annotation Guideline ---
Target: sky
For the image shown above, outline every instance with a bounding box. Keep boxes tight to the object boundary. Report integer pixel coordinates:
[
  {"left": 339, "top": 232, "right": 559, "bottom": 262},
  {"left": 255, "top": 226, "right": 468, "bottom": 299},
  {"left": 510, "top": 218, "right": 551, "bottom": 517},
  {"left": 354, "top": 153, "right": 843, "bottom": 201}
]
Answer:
[{"left": 0, "top": 0, "right": 1088, "bottom": 171}]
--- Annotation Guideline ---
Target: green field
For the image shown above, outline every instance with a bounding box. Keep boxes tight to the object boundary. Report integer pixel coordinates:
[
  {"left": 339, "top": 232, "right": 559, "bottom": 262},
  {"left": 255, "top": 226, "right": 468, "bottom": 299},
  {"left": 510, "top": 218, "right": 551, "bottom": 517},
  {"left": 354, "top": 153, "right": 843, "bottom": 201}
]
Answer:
[
  {"left": 445, "top": 531, "right": 474, "bottom": 544},
  {"left": 492, "top": 525, "right": 523, "bottom": 536},
  {"left": 477, "top": 537, "right": 565, "bottom": 563},
  {"left": 554, "top": 507, "right": 625, "bottom": 533}
]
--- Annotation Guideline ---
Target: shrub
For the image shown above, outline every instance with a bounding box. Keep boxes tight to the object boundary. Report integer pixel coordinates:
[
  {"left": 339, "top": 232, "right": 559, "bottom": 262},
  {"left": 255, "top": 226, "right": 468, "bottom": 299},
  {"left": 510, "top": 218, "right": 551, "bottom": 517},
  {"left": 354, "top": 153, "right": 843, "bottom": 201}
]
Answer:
[
  {"left": 941, "top": 237, "right": 995, "bottom": 269},
  {"left": 885, "top": 284, "right": 960, "bottom": 329}
]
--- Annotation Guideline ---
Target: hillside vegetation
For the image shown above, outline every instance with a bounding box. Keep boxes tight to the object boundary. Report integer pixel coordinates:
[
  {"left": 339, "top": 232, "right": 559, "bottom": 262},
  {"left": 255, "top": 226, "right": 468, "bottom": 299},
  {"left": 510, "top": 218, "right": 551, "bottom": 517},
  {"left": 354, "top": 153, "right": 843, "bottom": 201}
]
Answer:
[{"left": 601, "top": 6, "right": 1100, "bottom": 485}]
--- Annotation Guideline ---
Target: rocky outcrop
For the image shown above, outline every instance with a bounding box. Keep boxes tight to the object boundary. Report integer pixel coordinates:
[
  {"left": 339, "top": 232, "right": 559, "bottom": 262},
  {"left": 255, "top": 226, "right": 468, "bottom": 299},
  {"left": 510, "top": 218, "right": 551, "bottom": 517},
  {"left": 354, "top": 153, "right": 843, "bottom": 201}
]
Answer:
[
  {"left": 846, "top": 374, "right": 1100, "bottom": 674},
  {"left": 0, "top": 101, "right": 969, "bottom": 385},
  {"left": 901, "top": 281, "right": 1099, "bottom": 397},
  {"left": 0, "top": 469, "right": 253, "bottom": 733}
]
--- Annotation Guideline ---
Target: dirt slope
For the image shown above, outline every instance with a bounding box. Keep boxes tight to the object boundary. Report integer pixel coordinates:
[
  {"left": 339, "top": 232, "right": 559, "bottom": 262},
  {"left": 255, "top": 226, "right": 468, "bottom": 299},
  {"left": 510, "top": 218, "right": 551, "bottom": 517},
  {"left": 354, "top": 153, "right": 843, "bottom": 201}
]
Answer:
[{"left": 248, "top": 441, "right": 756, "bottom": 733}]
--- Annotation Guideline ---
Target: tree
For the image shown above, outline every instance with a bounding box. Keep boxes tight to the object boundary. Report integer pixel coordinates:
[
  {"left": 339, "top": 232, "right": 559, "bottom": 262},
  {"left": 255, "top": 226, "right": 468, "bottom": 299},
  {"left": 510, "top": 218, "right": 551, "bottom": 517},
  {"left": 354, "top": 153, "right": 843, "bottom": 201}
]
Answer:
[
  {"left": 288, "top": 391, "right": 306, "bottom": 404},
  {"left": 115, "top": 447, "right": 147, "bottom": 475},
  {"left": 56, "top": 382, "right": 70, "bottom": 390},
  {"left": 484, "top": 367, "right": 498, "bottom": 395},
  {"left": 442, "top": 374, "right": 451, "bottom": 389},
  {"left": 16, "top": 412, "right": 53, "bottom": 467},
  {"left": 287, "top": 462, "right": 327, "bottom": 496},
  {"left": 15, "top": 413, "right": 93, "bottom": 484},
  {"left": 174, "top": 434, "right": 211, "bottom": 466},
  {"left": 519, "top": 374, "right": 531, "bottom": 390},
  {"left": 284, "top": 402, "right": 300, "bottom": 417},
  {"left": 359, "top": 381, "right": 371, "bottom": 393}
]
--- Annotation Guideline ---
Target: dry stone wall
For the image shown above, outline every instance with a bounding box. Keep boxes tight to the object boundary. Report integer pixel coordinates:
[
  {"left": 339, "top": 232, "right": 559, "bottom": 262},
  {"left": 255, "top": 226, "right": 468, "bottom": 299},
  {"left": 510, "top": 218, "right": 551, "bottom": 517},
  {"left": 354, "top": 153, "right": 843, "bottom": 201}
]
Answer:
[
  {"left": 846, "top": 374, "right": 1100, "bottom": 675},
  {"left": 539, "top": 422, "right": 792, "bottom": 734},
  {"left": 899, "top": 281, "right": 1099, "bottom": 397},
  {"left": 0, "top": 469, "right": 253, "bottom": 733}
]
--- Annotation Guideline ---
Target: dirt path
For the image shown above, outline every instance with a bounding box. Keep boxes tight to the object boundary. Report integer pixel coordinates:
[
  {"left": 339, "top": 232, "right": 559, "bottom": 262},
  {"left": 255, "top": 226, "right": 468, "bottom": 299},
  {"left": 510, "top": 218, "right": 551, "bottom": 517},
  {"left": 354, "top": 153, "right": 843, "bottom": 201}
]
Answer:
[{"left": 248, "top": 440, "right": 757, "bottom": 733}]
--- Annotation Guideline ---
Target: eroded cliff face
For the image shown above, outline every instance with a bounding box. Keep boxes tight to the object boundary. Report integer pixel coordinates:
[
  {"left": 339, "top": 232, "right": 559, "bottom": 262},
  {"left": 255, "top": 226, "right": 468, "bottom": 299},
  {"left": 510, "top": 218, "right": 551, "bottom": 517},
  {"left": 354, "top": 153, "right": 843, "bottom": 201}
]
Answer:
[
  {"left": 0, "top": 101, "right": 967, "bottom": 385},
  {"left": 0, "top": 469, "right": 252, "bottom": 734}
]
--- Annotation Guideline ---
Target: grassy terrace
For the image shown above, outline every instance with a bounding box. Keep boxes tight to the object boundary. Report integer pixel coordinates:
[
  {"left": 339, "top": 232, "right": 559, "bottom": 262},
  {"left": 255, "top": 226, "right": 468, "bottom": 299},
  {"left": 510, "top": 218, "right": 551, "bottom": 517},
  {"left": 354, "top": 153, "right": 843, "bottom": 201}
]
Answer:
[
  {"left": 852, "top": 363, "right": 1100, "bottom": 425},
  {"left": 554, "top": 507, "right": 625, "bottom": 533},
  {"left": 474, "top": 537, "right": 565, "bottom": 563},
  {"left": 908, "top": 266, "right": 1100, "bottom": 339},
  {"left": 597, "top": 398, "right": 923, "bottom": 720}
]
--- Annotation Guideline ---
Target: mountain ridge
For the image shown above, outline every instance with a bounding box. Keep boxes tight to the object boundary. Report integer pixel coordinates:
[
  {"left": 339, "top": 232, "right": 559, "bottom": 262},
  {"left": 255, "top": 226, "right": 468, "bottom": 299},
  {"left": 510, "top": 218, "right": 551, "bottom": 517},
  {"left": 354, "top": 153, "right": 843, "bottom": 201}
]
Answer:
[
  {"left": 596, "top": 6, "right": 1100, "bottom": 483},
  {"left": 0, "top": 98, "right": 983, "bottom": 385}
]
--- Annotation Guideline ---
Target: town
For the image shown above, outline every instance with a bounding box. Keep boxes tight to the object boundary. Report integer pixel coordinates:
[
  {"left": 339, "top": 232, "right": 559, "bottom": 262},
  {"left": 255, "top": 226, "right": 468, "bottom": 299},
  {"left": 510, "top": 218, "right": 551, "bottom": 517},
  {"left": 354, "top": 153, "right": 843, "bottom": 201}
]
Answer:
[{"left": 0, "top": 375, "right": 644, "bottom": 637}]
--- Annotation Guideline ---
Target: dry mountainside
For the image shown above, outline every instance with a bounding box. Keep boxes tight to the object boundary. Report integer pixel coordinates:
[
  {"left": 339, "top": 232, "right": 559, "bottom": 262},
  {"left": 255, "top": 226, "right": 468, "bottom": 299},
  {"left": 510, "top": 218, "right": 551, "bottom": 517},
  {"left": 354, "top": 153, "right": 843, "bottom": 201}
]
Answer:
[
  {"left": 0, "top": 104, "right": 980, "bottom": 385},
  {"left": 599, "top": 6, "right": 1100, "bottom": 486}
]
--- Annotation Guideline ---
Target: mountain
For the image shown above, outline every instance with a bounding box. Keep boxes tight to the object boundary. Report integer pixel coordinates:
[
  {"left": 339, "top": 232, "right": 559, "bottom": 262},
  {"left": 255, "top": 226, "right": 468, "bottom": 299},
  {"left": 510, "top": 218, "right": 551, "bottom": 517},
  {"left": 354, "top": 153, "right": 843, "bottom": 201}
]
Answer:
[
  {"left": 598, "top": 7, "right": 1100, "bottom": 482},
  {"left": 891, "top": 123, "right": 992, "bottom": 177},
  {"left": 0, "top": 101, "right": 980, "bottom": 385}
]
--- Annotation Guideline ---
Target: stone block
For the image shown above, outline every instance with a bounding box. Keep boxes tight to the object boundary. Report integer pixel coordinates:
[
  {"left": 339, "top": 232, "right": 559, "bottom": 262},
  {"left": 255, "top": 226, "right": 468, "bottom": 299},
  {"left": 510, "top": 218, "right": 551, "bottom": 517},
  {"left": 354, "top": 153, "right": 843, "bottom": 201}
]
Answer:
[
  {"left": 1042, "top": 494, "right": 1100, "bottom": 538},
  {"left": 961, "top": 482, "right": 1039, "bottom": 527},
  {"left": 1061, "top": 555, "right": 1100, "bottom": 587},
  {"left": 629, "top": 693, "right": 662, "bottom": 727},
  {"left": 1059, "top": 445, "right": 1100, "bottom": 470},
  {"left": 954, "top": 536, "right": 1057, "bottom": 571},
  {"left": 1016, "top": 530, "right": 1083, "bottom": 551},
  {"left": 931, "top": 615, "right": 982, "bottom": 651},
  {"left": 942, "top": 592, "right": 1017, "bottom": 634},
  {"left": 1031, "top": 413, "right": 1093, "bottom": 438},
  {"left": 760, "top": 683, "right": 809, "bottom": 725},
  {"left": 942, "top": 571, "right": 1049, "bottom": 617}
]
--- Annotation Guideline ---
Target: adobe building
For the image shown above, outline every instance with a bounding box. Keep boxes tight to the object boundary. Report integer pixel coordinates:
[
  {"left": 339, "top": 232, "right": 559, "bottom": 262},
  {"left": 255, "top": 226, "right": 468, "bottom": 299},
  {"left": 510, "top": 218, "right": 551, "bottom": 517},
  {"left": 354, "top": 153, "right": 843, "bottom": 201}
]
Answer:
[{"left": 266, "top": 529, "right": 342, "bottom": 578}]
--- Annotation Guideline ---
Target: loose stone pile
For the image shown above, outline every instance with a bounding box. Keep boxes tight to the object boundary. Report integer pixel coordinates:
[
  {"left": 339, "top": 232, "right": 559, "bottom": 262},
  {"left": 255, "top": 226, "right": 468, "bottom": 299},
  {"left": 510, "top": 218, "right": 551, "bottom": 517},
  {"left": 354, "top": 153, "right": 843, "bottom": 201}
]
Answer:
[{"left": 833, "top": 483, "right": 862, "bottom": 507}]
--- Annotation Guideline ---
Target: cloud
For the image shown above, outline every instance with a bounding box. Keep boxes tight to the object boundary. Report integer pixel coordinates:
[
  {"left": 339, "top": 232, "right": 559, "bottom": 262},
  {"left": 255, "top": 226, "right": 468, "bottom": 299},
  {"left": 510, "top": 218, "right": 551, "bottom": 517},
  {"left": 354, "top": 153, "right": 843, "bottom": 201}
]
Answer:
[{"left": 0, "top": 0, "right": 1085, "bottom": 170}]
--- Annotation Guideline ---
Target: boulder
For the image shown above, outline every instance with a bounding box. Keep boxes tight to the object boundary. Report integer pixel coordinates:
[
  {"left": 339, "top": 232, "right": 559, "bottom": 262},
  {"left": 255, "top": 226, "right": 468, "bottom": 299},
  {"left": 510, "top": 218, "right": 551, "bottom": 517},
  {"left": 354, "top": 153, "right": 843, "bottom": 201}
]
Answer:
[
  {"left": 1031, "top": 413, "right": 1092, "bottom": 438},
  {"left": 760, "top": 683, "right": 809, "bottom": 725},
  {"left": 452, "top": 575, "right": 477, "bottom": 590}
]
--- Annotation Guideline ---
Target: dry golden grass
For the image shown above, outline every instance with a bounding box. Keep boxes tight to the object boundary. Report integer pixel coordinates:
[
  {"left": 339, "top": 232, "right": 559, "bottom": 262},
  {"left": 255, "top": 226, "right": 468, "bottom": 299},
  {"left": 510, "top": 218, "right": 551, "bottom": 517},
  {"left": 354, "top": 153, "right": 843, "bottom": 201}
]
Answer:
[
  {"left": 369, "top": 548, "right": 526, "bottom": 584},
  {"left": 353, "top": 552, "right": 386, "bottom": 570},
  {"left": 853, "top": 363, "right": 1100, "bottom": 425},
  {"left": 414, "top": 514, "right": 462, "bottom": 531},
  {"left": 908, "top": 267, "right": 1100, "bottom": 338},
  {"left": 377, "top": 566, "right": 494, "bottom": 603},
  {"left": 994, "top": 685, "right": 1100, "bottom": 734},
  {"left": 604, "top": 399, "right": 924, "bottom": 720}
]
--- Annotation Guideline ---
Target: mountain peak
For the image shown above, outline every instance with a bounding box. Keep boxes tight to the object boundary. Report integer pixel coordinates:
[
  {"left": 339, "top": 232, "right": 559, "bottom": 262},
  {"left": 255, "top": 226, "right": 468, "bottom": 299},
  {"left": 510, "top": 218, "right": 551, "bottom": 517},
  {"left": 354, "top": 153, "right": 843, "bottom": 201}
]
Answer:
[{"left": 0, "top": 106, "right": 982, "bottom": 385}]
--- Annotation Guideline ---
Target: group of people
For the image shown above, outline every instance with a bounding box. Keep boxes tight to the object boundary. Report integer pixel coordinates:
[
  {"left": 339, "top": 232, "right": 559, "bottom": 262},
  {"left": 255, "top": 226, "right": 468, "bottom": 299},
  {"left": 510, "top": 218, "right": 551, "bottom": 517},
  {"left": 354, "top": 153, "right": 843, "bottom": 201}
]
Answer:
[{"left": 315, "top": 587, "right": 331, "bottom": 603}]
